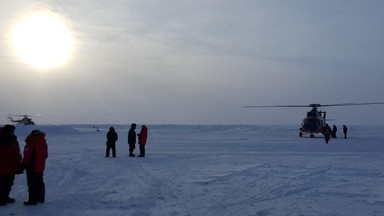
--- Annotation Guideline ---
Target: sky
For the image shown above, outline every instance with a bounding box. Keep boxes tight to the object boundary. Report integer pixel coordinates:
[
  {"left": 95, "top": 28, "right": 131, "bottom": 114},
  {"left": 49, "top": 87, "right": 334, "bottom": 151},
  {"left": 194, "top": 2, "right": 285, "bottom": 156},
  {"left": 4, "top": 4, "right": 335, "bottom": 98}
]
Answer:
[{"left": 1, "top": 0, "right": 384, "bottom": 125}]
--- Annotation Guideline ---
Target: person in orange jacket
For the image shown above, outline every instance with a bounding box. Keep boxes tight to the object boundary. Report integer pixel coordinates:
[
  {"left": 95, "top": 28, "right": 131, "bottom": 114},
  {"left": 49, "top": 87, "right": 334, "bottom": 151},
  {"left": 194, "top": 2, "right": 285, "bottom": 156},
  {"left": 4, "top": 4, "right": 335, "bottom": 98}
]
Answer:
[
  {"left": 0, "top": 125, "right": 22, "bottom": 205},
  {"left": 21, "top": 130, "right": 48, "bottom": 205},
  {"left": 138, "top": 125, "right": 148, "bottom": 157}
]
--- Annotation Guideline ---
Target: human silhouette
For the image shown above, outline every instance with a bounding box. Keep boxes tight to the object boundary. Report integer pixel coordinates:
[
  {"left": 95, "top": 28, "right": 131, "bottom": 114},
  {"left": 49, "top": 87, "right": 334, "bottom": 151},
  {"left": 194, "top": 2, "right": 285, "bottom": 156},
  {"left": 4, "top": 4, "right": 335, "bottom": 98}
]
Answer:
[
  {"left": 343, "top": 125, "right": 348, "bottom": 139},
  {"left": 332, "top": 125, "right": 337, "bottom": 138},
  {"left": 128, "top": 123, "right": 137, "bottom": 157},
  {"left": 0, "top": 125, "right": 22, "bottom": 205},
  {"left": 138, "top": 125, "right": 148, "bottom": 157},
  {"left": 21, "top": 130, "right": 48, "bottom": 205},
  {"left": 324, "top": 124, "right": 332, "bottom": 144},
  {"left": 106, "top": 127, "right": 118, "bottom": 157}
]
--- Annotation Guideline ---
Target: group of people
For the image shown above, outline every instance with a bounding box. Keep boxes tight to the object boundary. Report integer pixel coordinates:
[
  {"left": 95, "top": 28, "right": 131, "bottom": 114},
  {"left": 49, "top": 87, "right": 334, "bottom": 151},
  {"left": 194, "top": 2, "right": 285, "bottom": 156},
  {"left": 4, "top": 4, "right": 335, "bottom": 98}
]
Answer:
[
  {"left": 106, "top": 123, "right": 148, "bottom": 158},
  {"left": 323, "top": 124, "right": 348, "bottom": 143},
  {"left": 0, "top": 125, "right": 48, "bottom": 206}
]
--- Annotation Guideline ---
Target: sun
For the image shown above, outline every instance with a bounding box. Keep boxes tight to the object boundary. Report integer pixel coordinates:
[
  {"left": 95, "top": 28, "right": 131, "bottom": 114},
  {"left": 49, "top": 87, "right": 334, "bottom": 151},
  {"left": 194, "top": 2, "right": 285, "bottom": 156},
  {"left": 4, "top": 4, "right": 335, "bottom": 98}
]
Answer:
[{"left": 10, "top": 11, "right": 74, "bottom": 70}]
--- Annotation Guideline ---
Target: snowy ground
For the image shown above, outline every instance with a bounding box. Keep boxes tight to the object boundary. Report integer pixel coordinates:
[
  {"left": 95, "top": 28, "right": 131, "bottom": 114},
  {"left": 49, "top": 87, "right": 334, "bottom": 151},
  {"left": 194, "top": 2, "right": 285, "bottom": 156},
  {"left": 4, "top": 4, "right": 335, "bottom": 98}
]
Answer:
[{"left": 2, "top": 124, "right": 384, "bottom": 216}]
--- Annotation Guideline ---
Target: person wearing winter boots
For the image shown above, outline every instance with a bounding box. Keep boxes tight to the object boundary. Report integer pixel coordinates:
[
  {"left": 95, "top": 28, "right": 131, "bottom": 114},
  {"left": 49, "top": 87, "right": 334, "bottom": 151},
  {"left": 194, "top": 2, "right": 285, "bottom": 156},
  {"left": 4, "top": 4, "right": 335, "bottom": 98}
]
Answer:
[
  {"left": 0, "top": 125, "right": 22, "bottom": 205},
  {"left": 324, "top": 124, "right": 332, "bottom": 144},
  {"left": 128, "top": 123, "right": 137, "bottom": 157},
  {"left": 106, "top": 127, "right": 118, "bottom": 157},
  {"left": 331, "top": 125, "right": 337, "bottom": 138},
  {"left": 138, "top": 125, "right": 148, "bottom": 157},
  {"left": 21, "top": 130, "right": 48, "bottom": 205}
]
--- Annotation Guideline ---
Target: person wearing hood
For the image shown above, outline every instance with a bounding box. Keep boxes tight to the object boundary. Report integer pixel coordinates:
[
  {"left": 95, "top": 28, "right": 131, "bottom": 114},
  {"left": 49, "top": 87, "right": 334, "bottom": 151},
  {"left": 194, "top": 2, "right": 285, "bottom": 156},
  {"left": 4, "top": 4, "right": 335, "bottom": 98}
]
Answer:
[
  {"left": 323, "top": 124, "right": 332, "bottom": 144},
  {"left": 0, "top": 125, "right": 22, "bottom": 205},
  {"left": 138, "top": 125, "right": 148, "bottom": 157},
  {"left": 106, "top": 127, "right": 118, "bottom": 157},
  {"left": 21, "top": 130, "right": 48, "bottom": 205},
  {"left": 332, "top": 125, "right": 337, "bottom": 138},
  {"left": 128, "top": 123, "right": 137, "bottom": 157}
]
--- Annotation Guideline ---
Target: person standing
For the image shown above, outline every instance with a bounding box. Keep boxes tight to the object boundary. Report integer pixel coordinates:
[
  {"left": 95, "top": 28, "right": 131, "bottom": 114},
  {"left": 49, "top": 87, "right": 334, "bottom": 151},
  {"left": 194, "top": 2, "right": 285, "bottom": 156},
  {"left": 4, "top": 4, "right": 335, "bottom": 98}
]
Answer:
[
  {"left": 332, "top": 125, "right": 337, "bottom": 138},
  {"left": 0, "top": 125, "right": 22, "bottom": 205},
  {"left": 128, "top": 123, "right": 137, "bottom": 157},
  {"left": 138, "top": 125, "right": 148, "bottom": 157},
  {"left": 21, "top": 130, "right": 48, "bottom": 205},
  {"left": 343, "top": 125, "right": 348, "bottom": 139},
  {"left": 106, "top": 127, "right": 118, "bottom": 157}
]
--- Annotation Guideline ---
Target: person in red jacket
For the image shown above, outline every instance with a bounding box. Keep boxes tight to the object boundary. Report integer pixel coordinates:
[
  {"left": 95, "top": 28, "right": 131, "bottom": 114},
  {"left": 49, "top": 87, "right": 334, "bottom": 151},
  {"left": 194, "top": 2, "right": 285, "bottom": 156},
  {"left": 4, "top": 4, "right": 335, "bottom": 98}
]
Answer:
[
  {"left": 21, "top": 130, "right": 48, "bottom": 205},
  {"left": 138, "top": 125, "right": 148, "bottom": 157},
  {"left": 0, "top": 125, "right": 22, "bottom": 205}
]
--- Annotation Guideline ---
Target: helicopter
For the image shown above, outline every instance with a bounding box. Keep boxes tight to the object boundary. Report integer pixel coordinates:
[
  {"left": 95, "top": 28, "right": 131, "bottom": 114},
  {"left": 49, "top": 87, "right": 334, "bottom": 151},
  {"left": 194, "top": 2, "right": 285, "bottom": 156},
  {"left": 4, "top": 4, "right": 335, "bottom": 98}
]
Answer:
[
  {"left": 244, "top": 102, "right": 384, "bottom": 138},
  {"left": 7, "top": 115, "right": 35, "bottom": 126}
]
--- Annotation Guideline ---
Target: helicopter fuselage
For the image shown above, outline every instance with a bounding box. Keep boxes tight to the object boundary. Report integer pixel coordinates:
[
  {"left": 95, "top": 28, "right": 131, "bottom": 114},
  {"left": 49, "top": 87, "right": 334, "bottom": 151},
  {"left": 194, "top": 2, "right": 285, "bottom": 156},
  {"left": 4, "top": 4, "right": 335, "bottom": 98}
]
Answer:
[
  {"left": 299, "top": 108, "right": 327, "bottom": 137},
  {"left": 300, "top": 116, "right": 326, "bottom": 137},
  {"left": 8, "top": 116, "right": 35, "bottom": 125}
]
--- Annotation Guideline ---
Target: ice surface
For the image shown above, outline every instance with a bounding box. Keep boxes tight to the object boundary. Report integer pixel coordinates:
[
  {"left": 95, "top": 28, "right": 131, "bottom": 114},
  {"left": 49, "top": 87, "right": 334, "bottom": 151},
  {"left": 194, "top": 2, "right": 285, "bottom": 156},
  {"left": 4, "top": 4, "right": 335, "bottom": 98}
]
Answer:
[{"left": 2, "top": 124, "right": 384, "bottom": 216}]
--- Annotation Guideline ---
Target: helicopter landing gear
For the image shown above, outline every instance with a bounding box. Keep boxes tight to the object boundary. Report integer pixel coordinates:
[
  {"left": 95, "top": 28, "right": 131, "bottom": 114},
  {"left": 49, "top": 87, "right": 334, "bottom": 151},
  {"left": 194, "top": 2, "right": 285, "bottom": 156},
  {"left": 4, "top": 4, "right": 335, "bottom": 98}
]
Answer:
[
  {"left": 310, "top": 134, "right": 315, "bottom": 138},
  {"left": 299, "top": 132, "right": 303, "bottom": 137}
]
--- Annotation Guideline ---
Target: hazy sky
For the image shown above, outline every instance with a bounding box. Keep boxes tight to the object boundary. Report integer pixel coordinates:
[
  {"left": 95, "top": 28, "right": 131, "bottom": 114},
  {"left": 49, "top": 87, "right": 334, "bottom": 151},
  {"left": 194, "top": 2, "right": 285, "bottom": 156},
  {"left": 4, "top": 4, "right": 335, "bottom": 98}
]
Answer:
[{"left": 1, "top": 0, "right": 384, "bottom": 125}]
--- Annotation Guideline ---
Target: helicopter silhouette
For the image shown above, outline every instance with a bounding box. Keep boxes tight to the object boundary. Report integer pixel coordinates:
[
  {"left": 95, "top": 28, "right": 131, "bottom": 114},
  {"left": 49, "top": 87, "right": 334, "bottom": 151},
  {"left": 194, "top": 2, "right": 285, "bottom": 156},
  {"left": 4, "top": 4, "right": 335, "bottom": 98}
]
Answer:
[
  {"left": 244, "top": 102, "right": 384, "bottom": 138},
  {"left": 8, "top": 115, "right": 35, "bottom": 125}
]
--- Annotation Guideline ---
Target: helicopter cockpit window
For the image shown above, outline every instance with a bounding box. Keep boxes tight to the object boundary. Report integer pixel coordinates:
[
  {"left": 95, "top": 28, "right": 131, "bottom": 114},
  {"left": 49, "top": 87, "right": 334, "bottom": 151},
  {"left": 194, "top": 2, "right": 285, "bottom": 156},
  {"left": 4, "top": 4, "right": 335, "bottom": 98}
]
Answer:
[
  {"left": 307, "top": 110, "right": 318, "bottom": 117},
  {"left": 303, "top": 118, "right": 323, "bottom": 131}
]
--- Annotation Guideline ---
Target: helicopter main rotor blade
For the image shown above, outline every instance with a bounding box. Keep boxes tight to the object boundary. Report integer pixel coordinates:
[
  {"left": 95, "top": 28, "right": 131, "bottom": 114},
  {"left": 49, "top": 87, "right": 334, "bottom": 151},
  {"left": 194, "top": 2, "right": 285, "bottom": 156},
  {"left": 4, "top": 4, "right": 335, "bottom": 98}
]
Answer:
[
  {"left": 10, "top": 114, "right": 43, "bottom": 117},
  {"left": 319, "top": 102, "right": 384, "bottom": 107},
  {"left": 243, "top": 101, "right": 384, "bottom": 108},
  {"left": 243, "top": 105, "right": 310, "bottom": 108}
]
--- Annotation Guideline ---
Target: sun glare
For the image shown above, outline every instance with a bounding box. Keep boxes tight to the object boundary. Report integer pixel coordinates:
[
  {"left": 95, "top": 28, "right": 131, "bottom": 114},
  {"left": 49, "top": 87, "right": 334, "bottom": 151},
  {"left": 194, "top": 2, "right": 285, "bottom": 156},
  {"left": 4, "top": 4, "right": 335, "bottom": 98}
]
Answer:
[{"left": 11, "top": 11, "right": 74, "bottom": 70}]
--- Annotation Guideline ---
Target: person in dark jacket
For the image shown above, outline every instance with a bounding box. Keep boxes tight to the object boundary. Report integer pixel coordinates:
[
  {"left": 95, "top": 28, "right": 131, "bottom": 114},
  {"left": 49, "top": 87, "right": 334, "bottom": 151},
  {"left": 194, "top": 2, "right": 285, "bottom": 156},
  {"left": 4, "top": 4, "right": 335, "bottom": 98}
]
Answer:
[
  {"left": 324, "top": 124, "right": 332, "bottom": 144},
  {"left": 343, "top": 125, "right": 348, "bottom": 139},
  {"left": 0, "top": 125, "right": 22, "bottom": 205},
  {"left": 138, "top": 125, "right": 148, "bottom": 157},
  {"left": 332, "top": 125, "right": 337, "bottom": 138},
  {"left": 21, "top": 130, "right": 48, "bottom": 205},
  {"left": 106, "top": 127, "right": 118, "bottom": 157},
  {"left": 128, "top": 123, "right": 137, "bottom": 157}
]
